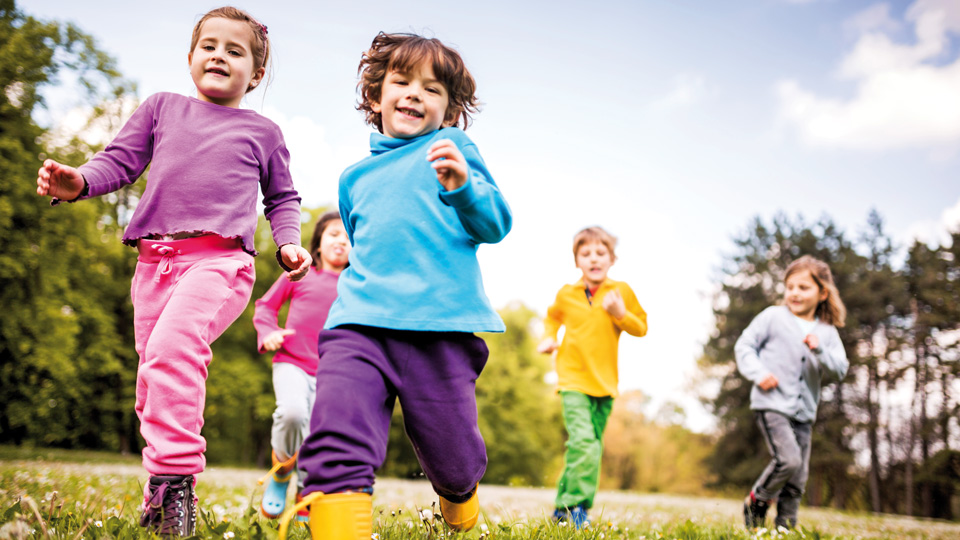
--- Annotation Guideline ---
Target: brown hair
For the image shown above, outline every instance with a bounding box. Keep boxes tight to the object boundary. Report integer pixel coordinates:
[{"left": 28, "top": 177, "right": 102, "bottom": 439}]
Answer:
[
  {"left": 357, "top": 32, "right": 480, "bottom": 132},
  {"left": 190, "top": 6, "right": 270, "bottom": 93},
  {"left": 309, "top": 210, "right": 345, "bottom": 267},
  {"left": 572, "top": 226, "right": 618, "bottom": 263},
  {"left": 784, "top": 255, "right": 847, "bottom": 327}
]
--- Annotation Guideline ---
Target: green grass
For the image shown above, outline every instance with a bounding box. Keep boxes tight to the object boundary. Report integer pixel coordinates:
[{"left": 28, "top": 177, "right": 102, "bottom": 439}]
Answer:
[{"left": 2, "top": 448, "right": 957, "bottom": 539}]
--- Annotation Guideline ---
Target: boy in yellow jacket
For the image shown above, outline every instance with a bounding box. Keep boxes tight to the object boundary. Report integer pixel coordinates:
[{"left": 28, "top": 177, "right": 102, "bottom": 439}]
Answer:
[{"left": 538, "top": 226, "right": 647, "bottom": 528}]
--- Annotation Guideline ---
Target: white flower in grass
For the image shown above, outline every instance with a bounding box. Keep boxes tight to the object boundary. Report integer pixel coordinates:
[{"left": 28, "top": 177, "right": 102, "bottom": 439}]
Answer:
[
  {"left": 479, "top": 523, "right": 488, "bottom": 532},
  {"left": 371, "top": 534, "right": 379, "bottom": 540},
  {"left": 420, "top": 508, "right": 432, "bottom": 521},
  {"left": 223, "top": 532, "right": 235, "bottom": 539}
]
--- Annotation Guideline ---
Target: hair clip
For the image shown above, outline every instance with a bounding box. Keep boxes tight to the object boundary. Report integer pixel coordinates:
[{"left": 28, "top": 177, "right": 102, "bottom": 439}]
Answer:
[{"left": 258, "top": 23, "right": 268, "bottom": 37}]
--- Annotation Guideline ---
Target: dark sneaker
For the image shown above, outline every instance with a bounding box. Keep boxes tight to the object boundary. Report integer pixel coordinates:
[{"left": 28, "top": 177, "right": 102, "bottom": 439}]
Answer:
[
  {"left": 743, "top": 492, "right": 769, "bottom": 529},
  {"left": 570, "top": 504, "right": 590, "bottom": 529},
  {"left": 140, "top": 475, "right": 197, "bottom": 537},
  {"left": 551, "top": 508, "right": 568, "bottom": 523}
]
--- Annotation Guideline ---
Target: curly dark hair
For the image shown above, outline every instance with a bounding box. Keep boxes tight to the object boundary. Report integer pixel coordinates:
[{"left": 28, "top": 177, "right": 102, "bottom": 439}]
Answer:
[{"left": 357, "top": 32, "right": 480, "bottom": 132}]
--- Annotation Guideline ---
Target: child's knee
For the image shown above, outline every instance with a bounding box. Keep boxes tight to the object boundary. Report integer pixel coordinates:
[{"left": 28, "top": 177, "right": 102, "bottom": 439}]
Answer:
[{"left": 274, "top": 404, "right": 310, "bottom": 431}]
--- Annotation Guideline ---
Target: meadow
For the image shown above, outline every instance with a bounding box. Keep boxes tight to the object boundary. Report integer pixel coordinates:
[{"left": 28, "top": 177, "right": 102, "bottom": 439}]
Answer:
[{"left": 2, "top": 447, "right": 958, "bottom": 540}]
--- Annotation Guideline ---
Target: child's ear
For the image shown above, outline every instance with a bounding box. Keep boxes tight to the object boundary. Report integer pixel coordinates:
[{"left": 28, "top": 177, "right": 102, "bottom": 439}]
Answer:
[{"left": 371, "top": 101, "right": 382, "bottom": 114}]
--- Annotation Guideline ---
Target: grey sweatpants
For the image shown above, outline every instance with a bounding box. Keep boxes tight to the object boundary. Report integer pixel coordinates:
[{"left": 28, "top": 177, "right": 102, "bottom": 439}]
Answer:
[
  {"left": 271, "top": 363, "right": 316, "bottom": 490},
  {"left": 752, "top": 410, "right": 812, "bottom": 528}
]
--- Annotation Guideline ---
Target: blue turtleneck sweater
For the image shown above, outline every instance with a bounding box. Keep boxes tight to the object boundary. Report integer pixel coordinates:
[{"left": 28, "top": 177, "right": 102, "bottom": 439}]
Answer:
[{"left": 324, "top": 127, "right": 512, "bottom": 333}]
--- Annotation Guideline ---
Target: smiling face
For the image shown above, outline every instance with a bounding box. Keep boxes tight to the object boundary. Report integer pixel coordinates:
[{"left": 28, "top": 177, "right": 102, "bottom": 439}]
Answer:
[
  {"left": 188, "top": 17, "right": 264, "bottom": 108},
  {"left": 576, "top": 240, "right": 614, "bottom": 289},
  {"left": 318, "top": 220, "right": 350, "bottom": 272},
  {"left": 372, "top": 63, "right": 450, "bottom": 139},
  {"left": 784, "top": 269, "right": 827, "bottom": 321}
]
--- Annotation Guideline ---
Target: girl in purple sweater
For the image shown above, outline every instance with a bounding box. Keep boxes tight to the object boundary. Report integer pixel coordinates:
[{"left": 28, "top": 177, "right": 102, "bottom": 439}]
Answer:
[
  {"left": 254, "top": 211, "right": 350, "bottom": 521},
  {"left": 34, "top": 6, "right": 310, "bottom": 536}
]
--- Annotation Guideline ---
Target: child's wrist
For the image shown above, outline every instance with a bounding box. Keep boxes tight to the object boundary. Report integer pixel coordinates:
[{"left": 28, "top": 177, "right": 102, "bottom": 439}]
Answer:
[{"left": 50, "top": 177, "right": 89, "bottom": 206}]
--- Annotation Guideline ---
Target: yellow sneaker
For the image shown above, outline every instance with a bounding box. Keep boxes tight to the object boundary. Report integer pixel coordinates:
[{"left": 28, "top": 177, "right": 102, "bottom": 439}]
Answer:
[
  {"left": 439, "top": 486, "right": 479, "bottom": 532},
  {"left": 279, "top": 491, "right": 371, "bottom": 540}
]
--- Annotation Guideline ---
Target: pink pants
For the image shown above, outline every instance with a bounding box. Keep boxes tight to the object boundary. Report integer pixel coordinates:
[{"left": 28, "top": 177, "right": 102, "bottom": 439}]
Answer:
[{"left": 132, "top": 236, "right": 255, "bottom": 475}]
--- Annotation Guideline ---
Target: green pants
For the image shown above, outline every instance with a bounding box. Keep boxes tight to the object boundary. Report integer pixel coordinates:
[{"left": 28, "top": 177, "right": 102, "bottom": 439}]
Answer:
[{"left": 555, "top": 390, "right": 614, "bottom": 509}]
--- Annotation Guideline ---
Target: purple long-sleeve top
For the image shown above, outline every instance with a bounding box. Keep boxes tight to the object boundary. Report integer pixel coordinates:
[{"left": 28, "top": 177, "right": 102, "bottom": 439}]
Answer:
[{"left": 77, "top": 92, "right": 302, "bottom": 255}]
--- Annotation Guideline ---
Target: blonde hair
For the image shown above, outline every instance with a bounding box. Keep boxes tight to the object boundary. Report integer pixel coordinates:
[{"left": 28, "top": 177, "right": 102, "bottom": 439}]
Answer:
[
  {"left": 572, "top": 226, "right": 617, "bottom": 262},
  {"left": 784, "top": 255, "right": 846, "bottom": 328}
]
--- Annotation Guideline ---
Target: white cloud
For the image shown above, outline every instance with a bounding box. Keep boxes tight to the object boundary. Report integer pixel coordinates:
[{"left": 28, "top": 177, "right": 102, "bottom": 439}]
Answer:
[
  {"left": 777, "top": 0, "right": 960, "bottom": 151},
  {"left": 843, "top": 3, "right": 901, "bottom": 37},
  {"left": 900, "top": 196, "right": 960, "bottom": 247}
]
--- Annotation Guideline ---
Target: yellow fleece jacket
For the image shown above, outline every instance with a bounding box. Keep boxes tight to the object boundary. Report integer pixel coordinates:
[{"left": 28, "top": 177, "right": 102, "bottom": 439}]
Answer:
[{"left": 544, "top": 278, "right": 647, "bottom": 398}]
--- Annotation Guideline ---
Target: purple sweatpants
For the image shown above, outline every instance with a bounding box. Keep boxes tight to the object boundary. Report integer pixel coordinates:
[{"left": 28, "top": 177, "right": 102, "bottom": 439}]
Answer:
[{"left": 299, "top": 326, "right": 488, "bottom": 499}]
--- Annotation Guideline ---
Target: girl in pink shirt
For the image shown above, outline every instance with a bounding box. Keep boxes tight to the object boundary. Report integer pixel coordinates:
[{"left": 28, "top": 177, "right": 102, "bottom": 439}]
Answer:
[{"left": 254, "top": 211, "right": 350, "bottom": 521}]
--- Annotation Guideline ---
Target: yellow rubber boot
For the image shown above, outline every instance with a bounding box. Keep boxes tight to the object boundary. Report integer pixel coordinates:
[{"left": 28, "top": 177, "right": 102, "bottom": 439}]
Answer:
[
  {"left": 439, "top": 486, "right": 479, "bottom": 532},
  {"left": 280, "top": 492, "right": 372, "bottom": 540}
]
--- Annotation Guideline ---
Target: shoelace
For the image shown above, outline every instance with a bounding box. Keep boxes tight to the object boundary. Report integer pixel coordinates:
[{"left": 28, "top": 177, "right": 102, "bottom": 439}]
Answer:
[
  {"left": 257, "top": 452, "right": 298, "bottom": 485},
  {"left": 278, "top": 492, "right": 324, "bottom": 539},
  {"left": 151, "top": 244, "right": 181, "bottom": 282},
  {"left": 140, "top": 481, "right": 190, "bottom": 534}
]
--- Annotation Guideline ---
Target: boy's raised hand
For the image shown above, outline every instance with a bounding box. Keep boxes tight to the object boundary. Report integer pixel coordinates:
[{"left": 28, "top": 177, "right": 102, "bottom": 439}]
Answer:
[
  {"left": 537, "top": 338, "right": 558, "bottom": 354},
  {"left": 427, "top": 139, "right": 467, "bottom": 191},
  {"left": 37, "top": 159, "right": 85, "bottom": 200},
  {"left": 602, "top": 289, "right": 626, "bottom": 320},
  {"left": 280, "top": 244, "right": 312, "bottom": 282}
]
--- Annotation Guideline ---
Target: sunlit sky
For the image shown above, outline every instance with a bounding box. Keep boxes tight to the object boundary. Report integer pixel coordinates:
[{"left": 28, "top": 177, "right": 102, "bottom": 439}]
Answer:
[{"left": 28, "top": 0, "right": 960, "bottom": 431}]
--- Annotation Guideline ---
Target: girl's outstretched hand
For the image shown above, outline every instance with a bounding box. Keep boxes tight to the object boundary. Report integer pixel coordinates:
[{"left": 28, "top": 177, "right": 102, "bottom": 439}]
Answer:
[
  {"left": 37, "top": 159, "right": 85, "bottom": 200},
  {"left": 427, "top": 139, "right": 467, "bottom": 192},
  {"left": 602, "top": 289, "right": 627, "bottom": 320},
  {"left": 280, "top": 244, "right": 312, "bottom": 282},
  {"left": 803, "top": 333, "right": 819, "bottom": 351}
]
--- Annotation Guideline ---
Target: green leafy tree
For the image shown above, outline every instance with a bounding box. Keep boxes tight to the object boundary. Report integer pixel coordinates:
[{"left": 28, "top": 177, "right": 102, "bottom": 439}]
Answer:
[{"left": 0, "top": 0, "right": 139, "bottom": 451}]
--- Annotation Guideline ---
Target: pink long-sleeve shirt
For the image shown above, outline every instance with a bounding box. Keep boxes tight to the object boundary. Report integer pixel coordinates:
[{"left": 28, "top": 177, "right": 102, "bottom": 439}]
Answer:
[
  {"left": 77, "top": 92, "right": 301, "bottom": 255},
  {"left": 252, "top": 267, "right": 341, "bottom": 375}
]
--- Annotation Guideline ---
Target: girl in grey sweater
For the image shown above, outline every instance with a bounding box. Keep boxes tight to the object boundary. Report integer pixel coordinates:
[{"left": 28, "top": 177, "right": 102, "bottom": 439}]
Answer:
[{"left": 736, "top": 255, "right": 848, "bottom": 530}]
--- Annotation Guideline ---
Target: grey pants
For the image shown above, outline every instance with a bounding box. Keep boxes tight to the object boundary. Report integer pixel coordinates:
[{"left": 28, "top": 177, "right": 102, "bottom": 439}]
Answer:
[
  {"left": 271, "top": 363, "right": 316, "bottom": 490},
  {"left": 753, "top": 410, "right": 812, "bottom": 528}
]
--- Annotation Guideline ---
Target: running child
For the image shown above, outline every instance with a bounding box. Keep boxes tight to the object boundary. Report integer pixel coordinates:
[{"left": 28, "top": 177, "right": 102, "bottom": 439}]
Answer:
[
  {"left": 736, "top": 255, "right": 848, "bottom": 530},
  {"left": 280, "top": 32, "right": 512, "bottom": 540},
  {"left": 35, "top": 7, "right": 311, "bottom": 536},
  {"left": 254, "top": 211, "right": 350, "bottom": 520},
  {"left": 537, "top": 226, "right": 647, "bottom": 528}
]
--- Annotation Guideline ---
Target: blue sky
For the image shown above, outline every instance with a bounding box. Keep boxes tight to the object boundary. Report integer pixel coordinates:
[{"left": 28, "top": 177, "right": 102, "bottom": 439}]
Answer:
[{"left": 27, "top": 0, "right": 960, "bottom": 431}]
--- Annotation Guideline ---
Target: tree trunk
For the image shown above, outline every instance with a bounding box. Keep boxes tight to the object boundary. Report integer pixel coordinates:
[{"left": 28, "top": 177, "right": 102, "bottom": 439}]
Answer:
[{"left": 867, "top": 359, "right": 882, "bottom": 512}]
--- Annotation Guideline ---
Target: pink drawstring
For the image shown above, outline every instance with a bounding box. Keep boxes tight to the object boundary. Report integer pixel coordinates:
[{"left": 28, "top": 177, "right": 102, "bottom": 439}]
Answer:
[{"left": 151, "top": 244, "right": 181, "bottom": 282}]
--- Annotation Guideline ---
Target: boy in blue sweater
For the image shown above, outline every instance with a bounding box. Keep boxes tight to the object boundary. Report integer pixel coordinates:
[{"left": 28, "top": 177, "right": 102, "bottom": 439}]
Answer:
[{"left": 284, "top": 32, "right": 511, "bottom": 540}]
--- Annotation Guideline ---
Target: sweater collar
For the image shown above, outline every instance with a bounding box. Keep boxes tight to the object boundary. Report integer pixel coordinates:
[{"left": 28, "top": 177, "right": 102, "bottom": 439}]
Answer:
[{"left": 369, "top": 129, "right": 439, "bottom": 155}]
